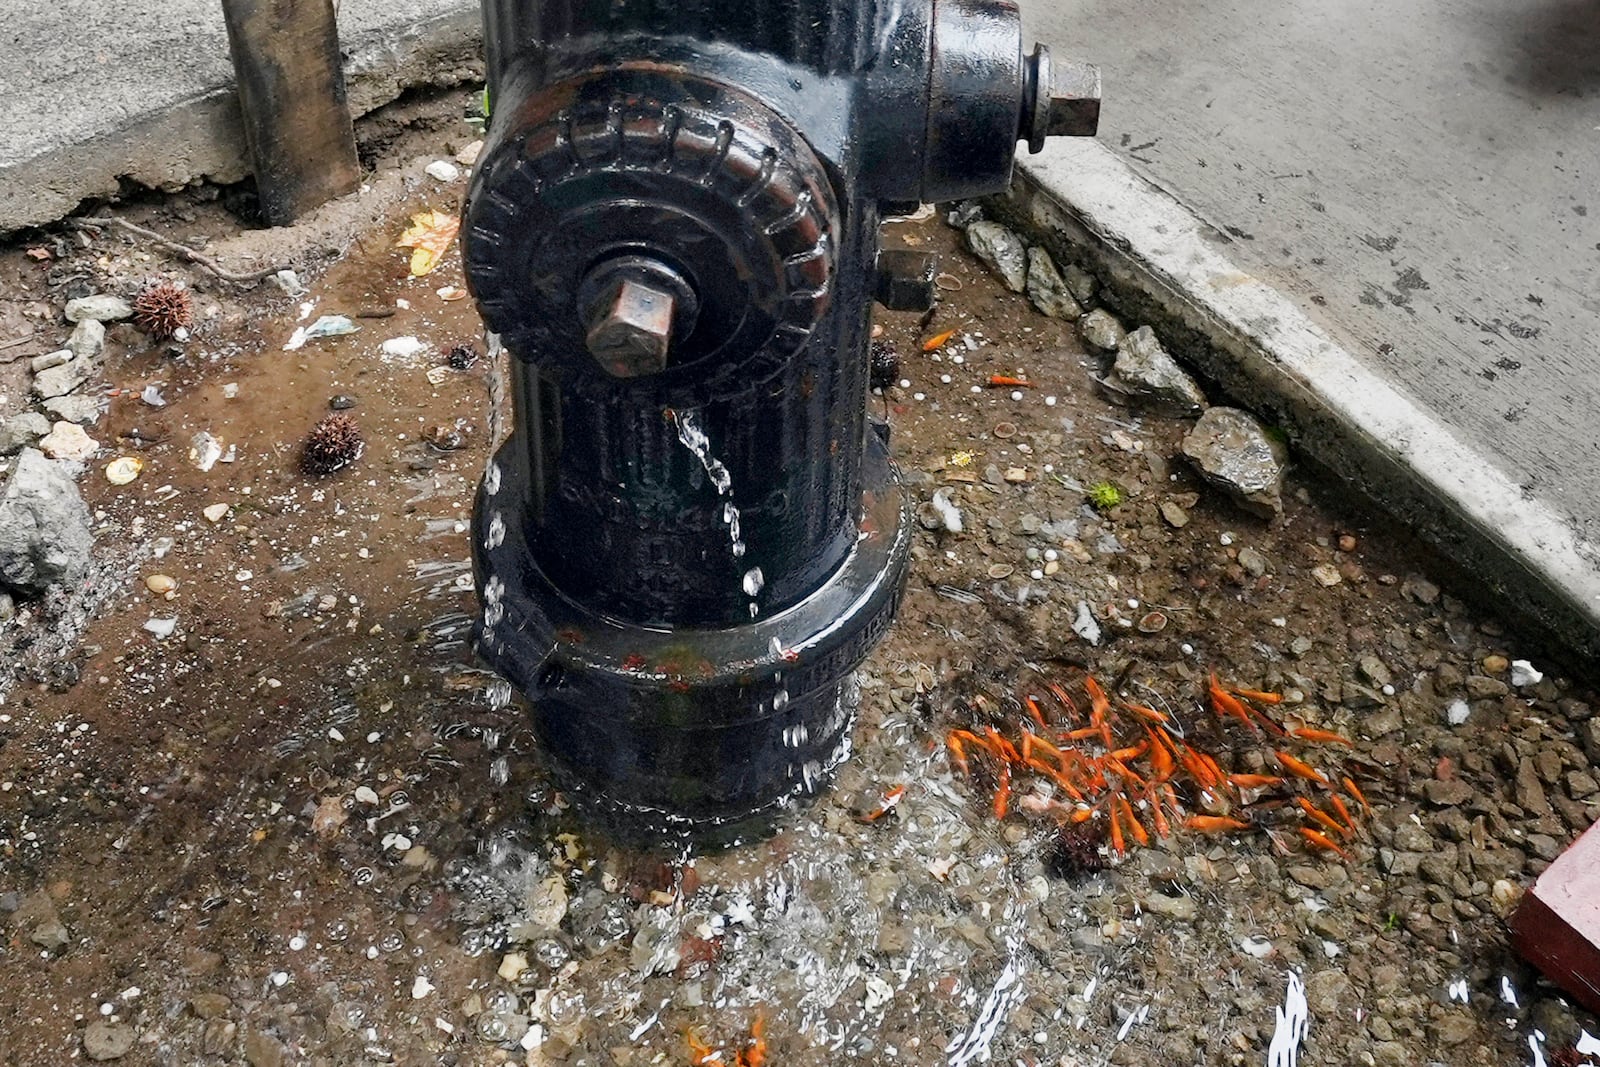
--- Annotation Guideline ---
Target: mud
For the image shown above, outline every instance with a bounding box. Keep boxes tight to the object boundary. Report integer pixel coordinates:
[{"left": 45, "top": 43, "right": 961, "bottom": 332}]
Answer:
[{"left": 1, "top": 91, "right": 1597, "bottom": 1067}]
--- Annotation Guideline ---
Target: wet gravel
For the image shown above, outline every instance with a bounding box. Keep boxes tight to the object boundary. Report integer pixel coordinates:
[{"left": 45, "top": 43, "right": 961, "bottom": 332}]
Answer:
[{"left": 1, "top": 96, "right": 1598, "bottom": 1066}]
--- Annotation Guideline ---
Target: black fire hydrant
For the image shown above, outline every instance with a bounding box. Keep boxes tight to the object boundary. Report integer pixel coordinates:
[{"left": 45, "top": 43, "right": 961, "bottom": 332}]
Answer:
[{"left": 462, "top": 0, "right": 1098, "bottom": 844}]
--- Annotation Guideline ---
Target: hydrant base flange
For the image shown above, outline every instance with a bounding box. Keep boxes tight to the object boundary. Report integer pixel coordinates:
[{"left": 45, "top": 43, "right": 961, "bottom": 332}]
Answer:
[{"left": 473, "top": 425, "right": 912, "bottom": 846}]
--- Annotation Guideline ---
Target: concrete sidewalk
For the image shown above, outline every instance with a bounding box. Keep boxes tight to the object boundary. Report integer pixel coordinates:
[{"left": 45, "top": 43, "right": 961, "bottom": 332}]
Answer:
[
  {"left": 0, "top": 0, "right": 481, "bottom": 232},
  {"left": 1016, "top": 0, "right": 1600, "bottom": 657}
]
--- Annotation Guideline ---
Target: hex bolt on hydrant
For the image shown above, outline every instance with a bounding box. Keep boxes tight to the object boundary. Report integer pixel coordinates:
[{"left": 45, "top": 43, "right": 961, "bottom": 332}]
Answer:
[{"left": 462, "top": 0, "right": 1099, "bottom": 845}]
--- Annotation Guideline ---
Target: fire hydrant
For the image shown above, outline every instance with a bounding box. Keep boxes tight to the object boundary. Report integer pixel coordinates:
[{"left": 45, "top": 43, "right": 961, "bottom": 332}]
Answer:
[{"left": 462, "top": 0, "right": 1099, "bottom": 844}]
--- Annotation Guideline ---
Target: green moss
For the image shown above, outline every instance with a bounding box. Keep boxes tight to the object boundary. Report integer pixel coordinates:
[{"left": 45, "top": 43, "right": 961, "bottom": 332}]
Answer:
[{"left": 1086, "top": 480, "right": 1123, "bottom": 511}]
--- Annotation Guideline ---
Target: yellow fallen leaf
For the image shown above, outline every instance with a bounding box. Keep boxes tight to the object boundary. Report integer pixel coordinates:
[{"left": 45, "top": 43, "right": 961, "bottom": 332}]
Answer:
[{"left": 395, "top": 210, "right": 460, "bottom": 277}]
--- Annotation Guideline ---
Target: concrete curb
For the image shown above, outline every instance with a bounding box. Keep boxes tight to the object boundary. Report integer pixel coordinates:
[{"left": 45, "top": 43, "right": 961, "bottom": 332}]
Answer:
[
  {"left": 993, "top": 139, "right": 1600, "bottom": 662},
  {"left": 0, "top": 7, "right": 482, "bottom": 234}
]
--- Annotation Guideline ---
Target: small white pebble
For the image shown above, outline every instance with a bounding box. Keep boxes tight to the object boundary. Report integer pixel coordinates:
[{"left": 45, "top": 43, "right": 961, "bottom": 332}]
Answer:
[
  {"left": 1270, "top": 617, "right": 1287, "bottom": 627},
  {"left": 412, "top": 975, "right": 435, "bottom": 999},
  {"left": 289, "top": 934, "right": 307, "bottom": 951},
  {"left": 1181, "top": 643, "right": 1195, "bottom": 655},
  {"left": 1219, "top": 532, "right": 1235, "bottom": 546},
  {"left": 99, "top": 1003, "right": 115, "bottom": 1017},
  {"left": 1045, "top": 396, "right": 1057, "bottom": 406},
  {"left": 1381, "top": 683, "right": 1395, "bottom": 696},
  {"left": 970, "top": 385, "right": 982, "bottom": 394},
  {"left": 1043, "top": 464, "right": 1054, "bottom": 473},
  {"left": 1010, "top": 390, "right": 1023, "bottom": 401},
  {"left": 366, "top": 731, "right": 381, "bottom": 743},
  {"left": 270, "top": 971, "right": 289, "bottom": 988},
  {"left": 952, "top": 355, "right": 965, "bottom": 364},
  {"left": 913, "top": 392, "right": 925, "bottom": 401},
  {"left": 899, "top": 378, "right": 911, "bottom": 389},
  {"left": 1030, "top": 569, "right": 1044, "bottom": 580},
  {"left": 940, "top": 374, "right": 952, "bottom": 384},
  {"left": 1044, "top": 549, "right": 1059, "bottom": 562}
]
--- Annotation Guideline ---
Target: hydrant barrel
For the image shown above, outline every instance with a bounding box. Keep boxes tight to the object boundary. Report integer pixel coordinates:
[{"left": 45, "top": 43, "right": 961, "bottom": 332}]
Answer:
[{"left": 463, "top": 0, "right": 1098, "bottom": 844}]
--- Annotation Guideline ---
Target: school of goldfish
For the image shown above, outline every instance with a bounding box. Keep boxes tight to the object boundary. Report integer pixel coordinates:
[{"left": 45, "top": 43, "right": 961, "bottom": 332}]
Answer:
[{"left": 944, "top": 670, "right": 1375, "bottom": 860}]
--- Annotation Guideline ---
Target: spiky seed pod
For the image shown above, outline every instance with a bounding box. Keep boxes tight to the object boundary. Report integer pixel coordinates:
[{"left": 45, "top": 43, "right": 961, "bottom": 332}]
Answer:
[
  {"left": 868, "top": 339, "right": 899, "bottom": 392},
  {"left": 131, "top": 281, "right": 193, "bottom": 340},
  {"left": 1042, "top": 821, "right": 1107, "bottom": 880},
  {"left": 300, "top": 413, "right": 364, "bottom": 475}
]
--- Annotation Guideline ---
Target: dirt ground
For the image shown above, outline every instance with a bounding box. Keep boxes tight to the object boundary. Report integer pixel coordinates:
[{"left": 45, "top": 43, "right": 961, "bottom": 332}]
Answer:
[{"left": 1, "top": 90, "right": 1598, "bottom": 1067}]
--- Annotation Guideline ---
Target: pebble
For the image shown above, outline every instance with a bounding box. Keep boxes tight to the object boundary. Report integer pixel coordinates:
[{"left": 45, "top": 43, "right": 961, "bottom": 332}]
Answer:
[
  {"left": 1100, "top": 326, "right": 1206, "bottom": 417},
  {"left": 1077, "top": 308, "right": 1126, "bottom": 352},
  {"left": 425, "top": 160, "right": 461, "bottom": 182},
  {"left": 964, "top": 221, "right": 1027, "bottom": 292},
  {"left": 1310, "top": 563, "right": 1342, "bottom": 587},
  {"left": 1237, "top": 545, "right": 1268, "bottom": 576},
  {"left": 1142, "top": 892, "right": 1198, "bottom": 921},
  {"left": 145, "top": 574, "right": 177, "bottom": 595},
  {"left": 66, "top": 318, "right": 106, "bottom": 361},
  {"left": 30, "top": 349, "right": 71, "bottom": 373},
  {"left": 83, "top": 1021, "right": 135, "bottom": 1061},
  {"left": 44, "top": 395, "right": 102, "bottom": 424},
  {"left": 1063, "top": 263, "right": 1098, "bottom": 305},
  {"left": 104, "top": 456, "right": 142, "bottom": 485},
  {"left": 1159, "top": 501, "right": 1189, "bottom": 528},
  {"left": 38, "top": 421, "right": 98, "bottom": 461},
  {"left": 1481, "top": 654, "right": 1509, "bottom": 674},
  {"left": 0, "top": 412, "right": 51, "bottom": 455},
  {"left": 1510, "top": 659, "right": 1543, "bottom": 687},
  {"left": 202, "top": 503, "right": 231, "bottom": 523},
  {"left": 1023, "top": 246, "right": 1083, "bottom": 320}
]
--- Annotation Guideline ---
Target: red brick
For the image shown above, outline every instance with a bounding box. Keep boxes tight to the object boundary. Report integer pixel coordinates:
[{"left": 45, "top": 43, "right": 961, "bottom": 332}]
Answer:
[{"left": 1512, "top": 821, "right": 1600, "bottom": 1016}]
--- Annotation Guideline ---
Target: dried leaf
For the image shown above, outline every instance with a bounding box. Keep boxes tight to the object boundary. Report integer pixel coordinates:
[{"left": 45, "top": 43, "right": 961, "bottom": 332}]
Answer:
[{"left": 395, "top": 210, "right": 460, "bottom": 277}]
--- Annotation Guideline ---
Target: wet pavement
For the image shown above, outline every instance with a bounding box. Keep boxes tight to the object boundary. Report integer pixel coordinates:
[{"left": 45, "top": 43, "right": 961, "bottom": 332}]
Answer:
[{"left": 1, "top": 169, "right": 1598, "bottom": 1066}]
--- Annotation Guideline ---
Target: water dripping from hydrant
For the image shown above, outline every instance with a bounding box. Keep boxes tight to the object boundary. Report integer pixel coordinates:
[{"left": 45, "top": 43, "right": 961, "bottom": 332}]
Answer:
[{"left": 671, "top": 409, "right": 762, "bottom": 616}]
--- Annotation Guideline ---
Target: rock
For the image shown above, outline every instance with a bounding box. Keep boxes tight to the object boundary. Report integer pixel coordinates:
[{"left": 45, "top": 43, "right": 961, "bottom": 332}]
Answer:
[
  {"left": 65, "top": 294, "right": 133, "bottom": 323},
  {"left": 947, "top": 200, "right": 985, "bottom": 228},
  {"left": 1237, "top": 545, "right": 1268, "bottom": 576},
  {"left": 1342, "top": 682, "right": 1386, "bottom": 709},
  {"left": 1077, "top": 308, "right": 1126, "bottom": 351},
  {"left": 1401, "top": 576, "right": 1441, "bottom": 605},
  {"left": 1141, "top": 892, "right": 1198, "bottom": 921},
  {"left": 1100, "top": 327, "right": 1206, "bottom": 416},
  {"left": 1481, "top": 654, "right": 1509, "bottom": 674},
  {"left": 1465, "top": 675, "right": 1509, "bottom": 700},
  {"left": 1310, "top": 563, "right": 1342, "bottom": 587},
  {"left": 31, "top": 349, "right": 71, "bottom": 373},
  {"left": 1510, "top": 660, "right": 1543, "bottom": 687},
  {"left": 243, "top": 1030, "right": 285, "bottom": 1067},
  {"left": 31, "top": 358, "right": 90, "bottom": 399},
  {"left": 66, "top": 318, "right": 106, "bottom": 361},
  {"left": 964, "top": 222, "right": 1027, "bottom": 292},
  {"left": 0, "top": 448, "right": 95, "bottom": 596},
  {"left": 1024, "top": 247, "right": 1082, "bottom": 320},
  {"left": 0, "top": 412, "right": 51, "bottom": 455},
  {"left": 38, "top": 421, "right": 99, "bottom": 461},
  {"left": 83, "top": 1021, "right": 135, "bottom": 1060},
  {"left": 1516, "top": 757, "right": 1551, "bottom": 814},
  {"left": 1357, "top": 655, "right": 1393, "bottom": 687},
  {"left": 1583, "top": 719, "right": 1600, "bottom": 764},
  {"left": 1063, "top": 263, "right": 1098, "bottom": 305},
  {"left": 1180, "top": 407, "right": 1288, "bottom": 518},
  {"left": 1361, "top": 705, "right": 1403, "bottom": 738},
  {"left": 190, "top": 993, "right": 233, "bottom": 1020},
  {"left": 1430, "top": 1015, "right": 1476, "bottom": 1046},
  {"left": 1424, "top": 779, "right": 1474, "bottom": 807},
  {"left": 43, "top": 395, "right": 101, "bottom": 425},
  {"left": 1304, "top": 970, "right": 1351, "bottom": 1016},
  {"left": 1159, "top": 500, "right": 1189, "bottom": 528}
]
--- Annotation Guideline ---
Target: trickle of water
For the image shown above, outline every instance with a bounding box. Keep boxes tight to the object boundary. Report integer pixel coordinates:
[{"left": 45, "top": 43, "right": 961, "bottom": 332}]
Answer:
[
  {"left": 325, "top": 919, "right": 351, "bottom": 942},
  {"left": 485, "top": 511, "right": 506, "bottom": 550},
  {"left": 379, "top": 931, "right": 405, "bottom": 953},
  {"left": 672, "top": 409, "right": 732, "bottom": 495},
  {"left": 773, "top": 687, "right": 790, "bottom": 710},
  {"left": 673, "top": 408, "right": 758, "bottom": 599},
  {"left": 742, "top": 567, "right": 765, "bottom": 597}
]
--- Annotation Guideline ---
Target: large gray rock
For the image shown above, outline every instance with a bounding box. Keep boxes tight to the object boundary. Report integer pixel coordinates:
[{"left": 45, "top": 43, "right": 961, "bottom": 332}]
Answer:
[
  {"left": 1101, "top": 326, "right": 1207, "bottom": 417},
  {"left": 0, "top": 412, "right": 51, "bottom": 455},
  {"left": 1024, "top": 247, "right": 1083, "bottom": 320},
  {"left": 66, "top": 318, "right": 105, "bottom": 361},
  {"left": 43, "top": 395, "right": 102, "bottom": 425},
  {"left": 1078, "top": 308, "right": 1126, "bottom": 351},
  {"left": 0, "top": 448, "right": 94, "bottom": 596},
  {"left": 1063, "top": 263, "right": 1098, "bottom": 305},
  {"left": 965, "top": 221, "right": 1027, "bottom": 293},
  {"left": 32, "top": 357, "right": 90, "bottom": 399},
  {"left": 1181, "top": 407, "right": 1288, "bottom": 518},
  {"left": 64, "top": 294, "right": 133, "bottom": 323}
]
